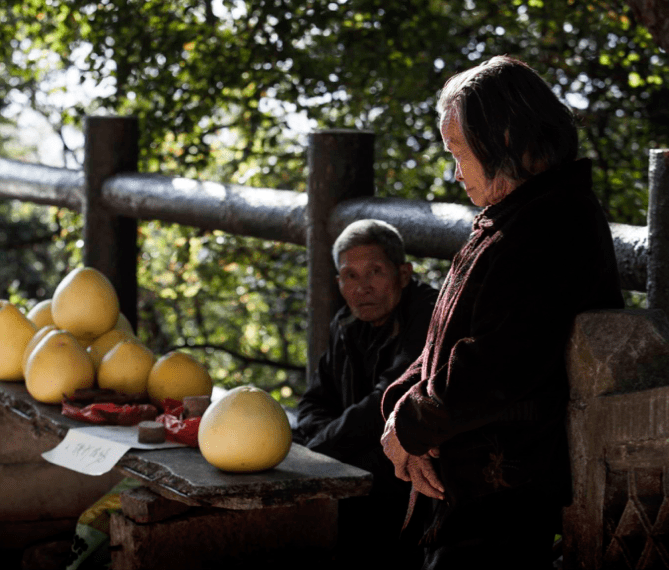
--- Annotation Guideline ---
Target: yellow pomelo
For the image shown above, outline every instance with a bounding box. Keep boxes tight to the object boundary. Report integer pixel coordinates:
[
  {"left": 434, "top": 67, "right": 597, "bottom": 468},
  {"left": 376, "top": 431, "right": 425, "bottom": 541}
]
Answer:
[
  {"left": 198, "top": 386, "right": 292, "bottom": 473},
  {"left": 22, "top": 324, "right": 57, "bottom": 374},
  {"left": 0, "top": 300, "right": 38, "bottom": 381},
  {"left": 97, "top": 341, "right": 155, "bottom": 397},
  {"left": 75, "top": 335, "right": 97, "bottom": 350},
  {"left": 114, "top": 312, "right": 136, "bottom": 337},
  {"left": 87, "top": 329, "right": 137, "bottom": 370},
  {"left": 51, "top": 267, "right": 120, "bottom": 342},
  {"left": 26, "top": 299, "right": 54, "bottom": 329},
  {"left": 147, "top": 351, "right": 212, "bottom": 403},
  {"left": 25, "top": 330, "right": 95, "bottom": 404}
]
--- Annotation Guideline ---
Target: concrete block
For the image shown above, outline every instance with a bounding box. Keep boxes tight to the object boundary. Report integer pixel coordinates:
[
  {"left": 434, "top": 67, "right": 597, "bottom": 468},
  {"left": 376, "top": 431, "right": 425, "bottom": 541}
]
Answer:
[
  {"left": 566, "top": 309, "right": 669, "bottom": 400},
  {"left": 119, "top": 486, "right": 191, "bottom": 524},
  {"left": 601, "top": 387, "right": 669, "bottom": 444},
  {"left": 564, "top": 309, "right": 669, "bottom": 569},
  {"left": 0, "top": 518, "right": 77, "bottom": 550},
  {"left": 0, "top": 461, "right": 121, "bottom": 521},
  {"left": 110, "top": 499, "right": 337, "bottom": 570},
  {"left": 0, "top": 405, "right": 62, "bottom": 463}
]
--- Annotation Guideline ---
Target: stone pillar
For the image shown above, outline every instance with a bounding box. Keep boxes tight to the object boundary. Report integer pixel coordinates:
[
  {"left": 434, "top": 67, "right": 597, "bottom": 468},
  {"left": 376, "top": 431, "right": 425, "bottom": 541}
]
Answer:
[
  {"left": 83, "top": 116, "right": 139, "bottom": 331},
  {"left": 563, "top": 309, "right": 669, "bottom": 569},
  {"left": 306, "top": 129, "right": 375, "bottom": 380},
  {"left": 646, "top": 149, "right": 669, "bottom": 314}
]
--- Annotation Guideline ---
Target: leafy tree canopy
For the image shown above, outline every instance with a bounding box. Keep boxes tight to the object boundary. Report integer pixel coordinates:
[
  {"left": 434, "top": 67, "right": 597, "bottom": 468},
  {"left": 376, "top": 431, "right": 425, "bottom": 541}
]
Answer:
[
  {"left": 1, "top": 0, "right": 666, "bottom": 395},
  {"left": 3, "top": 0, "right": 667, "bottom": 221}
]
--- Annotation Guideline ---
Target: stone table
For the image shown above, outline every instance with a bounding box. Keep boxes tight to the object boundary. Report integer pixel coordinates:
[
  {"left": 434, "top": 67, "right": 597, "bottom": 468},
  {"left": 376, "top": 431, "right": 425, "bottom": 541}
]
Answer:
[{"left": 0, "top": 381, "right": 372, "bottom": 569}]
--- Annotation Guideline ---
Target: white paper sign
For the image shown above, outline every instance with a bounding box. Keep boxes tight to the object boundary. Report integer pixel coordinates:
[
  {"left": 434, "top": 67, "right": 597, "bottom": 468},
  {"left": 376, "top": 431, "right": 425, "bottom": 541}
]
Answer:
[
  {"left": 42, "top": 425, "right": 186, "bottom": 476},
  {"left": 42, "top": 428, "right": 130, "bottom": 476}
]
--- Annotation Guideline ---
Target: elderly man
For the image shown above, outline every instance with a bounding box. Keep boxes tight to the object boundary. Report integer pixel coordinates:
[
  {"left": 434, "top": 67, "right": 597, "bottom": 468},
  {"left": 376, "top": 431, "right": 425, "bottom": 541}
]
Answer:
[{"left": 295, "top": 219, "right": 438, "bottom": 567}]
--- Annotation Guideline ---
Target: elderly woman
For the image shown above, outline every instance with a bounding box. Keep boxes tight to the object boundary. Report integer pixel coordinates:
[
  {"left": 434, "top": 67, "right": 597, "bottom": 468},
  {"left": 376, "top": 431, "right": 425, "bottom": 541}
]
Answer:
[{"left": 381, "top": 56, "right": 624, "bottom": 569}]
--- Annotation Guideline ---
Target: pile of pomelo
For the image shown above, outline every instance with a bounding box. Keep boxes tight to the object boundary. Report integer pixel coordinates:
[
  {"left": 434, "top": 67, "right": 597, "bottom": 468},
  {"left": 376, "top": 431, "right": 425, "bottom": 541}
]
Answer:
[
  {"left": 0, "top": 266, "right": 292, "bottom": 472},
  {"left": 0, "top": 266, "right": 212, "bottom": 405}
]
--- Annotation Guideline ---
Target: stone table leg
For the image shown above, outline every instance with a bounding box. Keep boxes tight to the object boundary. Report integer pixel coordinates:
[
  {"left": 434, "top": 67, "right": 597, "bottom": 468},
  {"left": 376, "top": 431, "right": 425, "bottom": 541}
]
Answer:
[
  {"left": 110, "top": 486, "right": 338, "bottom": 570},
  {"left": 0, "top": 405, "right": 122, "bottom": 549}
]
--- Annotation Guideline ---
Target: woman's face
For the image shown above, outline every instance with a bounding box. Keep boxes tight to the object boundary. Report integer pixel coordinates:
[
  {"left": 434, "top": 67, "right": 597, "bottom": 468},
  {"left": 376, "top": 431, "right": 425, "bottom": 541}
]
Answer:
[{"left": 441, "top": 116, "right": 511, "bottom": 207}]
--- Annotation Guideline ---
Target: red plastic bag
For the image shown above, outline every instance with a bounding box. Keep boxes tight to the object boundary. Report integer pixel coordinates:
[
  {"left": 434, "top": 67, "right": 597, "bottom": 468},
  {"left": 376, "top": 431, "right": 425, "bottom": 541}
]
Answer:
[
  {"left": 61, "top": 400, "right": 159, "bottom": 426},
  {"left": 61, "top": 395, "right": 201, "bottom": 448},
  {"left": 155, "top": 398, "right": 201, "bottom": 448}
]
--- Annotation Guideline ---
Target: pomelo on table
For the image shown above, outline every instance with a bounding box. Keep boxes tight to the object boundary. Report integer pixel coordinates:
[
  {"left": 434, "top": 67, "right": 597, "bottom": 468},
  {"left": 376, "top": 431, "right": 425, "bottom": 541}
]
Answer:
[
  {"left": 147, "top": 351, "right": 213, "bottom": 404},
  {"left": 113, "top": 312, "right": 136, "bottom": 337},
  {"left": 97, "top": 340, "right": 155, "bottom": 397},
  {"left": 26, "top": 299, "right": 55, "bottom": 329},
  {"left": 198, "top": 385, "right": 292, "bottom": 473},
  {"left": 22, "top": 324, "right": 57, "bottom": 375},
  {"left": 87, "top": 329, "right": 138, "bottom": 370},
  {"left": 74, "top": 335, "right": 97, "bottom": 350},
  {"left": 24, "top": 329, "right": 95, "bottom": 404},
  {"left": 51, "top": 267, "right": 120, "bottom": 343},
  {"left": 0, "top": 300, "right": 37, "bottom": 381}
]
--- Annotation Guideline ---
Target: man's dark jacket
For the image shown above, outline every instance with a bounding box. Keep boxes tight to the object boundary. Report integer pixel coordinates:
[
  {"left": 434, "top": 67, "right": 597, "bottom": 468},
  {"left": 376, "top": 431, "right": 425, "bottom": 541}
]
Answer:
[
  {"left": 382, "top": 159, "right": 624, "bottom": 513},
  {"left": 296, "top": 278, "right": 438, "bottom": 493}
]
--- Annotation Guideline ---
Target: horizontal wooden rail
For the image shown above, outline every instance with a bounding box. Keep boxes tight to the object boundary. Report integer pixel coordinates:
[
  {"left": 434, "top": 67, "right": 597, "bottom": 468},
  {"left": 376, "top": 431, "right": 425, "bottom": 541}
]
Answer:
[
  {"left": 0, "top": 158, "right": 83, "bottom": 210},
  {"left": 0, "top": 156, "right": 649, "bottom": 293},
  {"left": 104, "top": 172, "right": 309, "bottom": 246}
]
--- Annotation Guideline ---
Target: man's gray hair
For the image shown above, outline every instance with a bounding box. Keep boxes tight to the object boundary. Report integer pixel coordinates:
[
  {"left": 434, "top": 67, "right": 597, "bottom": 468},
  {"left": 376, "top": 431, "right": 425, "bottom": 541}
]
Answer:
[{"left": 332, "top": 219, "right": 406, "bottom": 272}]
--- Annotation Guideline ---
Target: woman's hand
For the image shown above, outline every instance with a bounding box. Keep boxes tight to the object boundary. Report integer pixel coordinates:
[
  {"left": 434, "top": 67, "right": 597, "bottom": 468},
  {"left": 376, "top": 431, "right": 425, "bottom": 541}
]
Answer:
[{"left": 381, "top": 412, "right": 445, "bottom": 500}]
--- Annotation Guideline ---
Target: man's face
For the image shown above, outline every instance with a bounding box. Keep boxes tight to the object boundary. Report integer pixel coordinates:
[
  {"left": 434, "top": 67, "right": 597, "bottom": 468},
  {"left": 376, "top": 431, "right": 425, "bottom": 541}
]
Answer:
[
  {"left": 337, "top": 244, "right": 412, "bottom": 327},
  {"left": 442, "top": 116, "right": 497, "bottom": 208}
]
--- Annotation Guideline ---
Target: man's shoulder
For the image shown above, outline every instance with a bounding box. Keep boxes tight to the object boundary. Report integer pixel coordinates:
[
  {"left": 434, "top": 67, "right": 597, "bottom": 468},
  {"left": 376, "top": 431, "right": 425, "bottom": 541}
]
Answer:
[
  {"left": 403, "top": 278, "right": 439, "bottom": 308},
  {"left": 395, "top": 278, "right": 439, "bottom": 327},
  {"left": 332, "top": 303, "right": 354, "bottom": 325}
]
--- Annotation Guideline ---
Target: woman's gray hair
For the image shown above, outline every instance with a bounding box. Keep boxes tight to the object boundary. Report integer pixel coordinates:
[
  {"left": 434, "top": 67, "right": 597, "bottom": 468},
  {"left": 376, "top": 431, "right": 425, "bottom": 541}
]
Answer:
[
  {"left": 437, "top": 55, "right": 578, "bottom": 183},
  {"left": 332, "top": 219, "right": 406, "bottom": 272}
]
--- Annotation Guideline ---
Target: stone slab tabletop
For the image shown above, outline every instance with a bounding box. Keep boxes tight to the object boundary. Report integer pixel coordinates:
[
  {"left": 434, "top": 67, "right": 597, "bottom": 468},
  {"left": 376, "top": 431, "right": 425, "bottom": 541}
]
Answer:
[{"left": 0, "top": 381, "right": 372, "bottom": 510}]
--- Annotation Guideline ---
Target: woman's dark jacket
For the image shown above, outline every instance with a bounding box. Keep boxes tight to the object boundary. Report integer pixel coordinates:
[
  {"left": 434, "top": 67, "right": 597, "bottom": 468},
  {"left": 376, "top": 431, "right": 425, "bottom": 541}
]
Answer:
[
  {"left": 382, "top": 159, "right": 624, "bottom": 505},
  {"left": 296, "top": 278, "right": 438, "bottom": 493}
]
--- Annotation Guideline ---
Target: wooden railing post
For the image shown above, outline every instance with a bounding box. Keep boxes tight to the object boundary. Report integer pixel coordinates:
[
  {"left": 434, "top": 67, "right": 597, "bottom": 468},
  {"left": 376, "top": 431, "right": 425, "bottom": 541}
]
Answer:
[
  {"left": 306, "top": 129, "right": 375, "bottom": 380},
  {"left": 83, "top": 116, "right": 139, "bottom": 331},
  {"left": 646, "top": 148, "right": 669, "bottom": 315}
]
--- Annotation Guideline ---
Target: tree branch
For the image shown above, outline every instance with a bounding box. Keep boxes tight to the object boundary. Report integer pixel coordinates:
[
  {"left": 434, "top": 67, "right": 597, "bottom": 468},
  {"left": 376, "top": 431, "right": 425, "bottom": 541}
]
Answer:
[{"left": 169, "top": 342, "right": 306, "bottom": 373}]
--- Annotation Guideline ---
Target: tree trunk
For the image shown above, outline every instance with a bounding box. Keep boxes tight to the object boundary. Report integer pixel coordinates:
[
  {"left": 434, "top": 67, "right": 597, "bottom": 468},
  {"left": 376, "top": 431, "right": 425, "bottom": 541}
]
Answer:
[{"left": 626, "top": 0, "right": 669, "bottom": 52}]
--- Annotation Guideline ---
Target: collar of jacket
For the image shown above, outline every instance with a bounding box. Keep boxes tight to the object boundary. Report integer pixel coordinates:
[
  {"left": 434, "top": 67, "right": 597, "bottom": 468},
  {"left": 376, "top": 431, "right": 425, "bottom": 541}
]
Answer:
[{"left": 472, "top": 158, "right": 593, "bottom": 232}]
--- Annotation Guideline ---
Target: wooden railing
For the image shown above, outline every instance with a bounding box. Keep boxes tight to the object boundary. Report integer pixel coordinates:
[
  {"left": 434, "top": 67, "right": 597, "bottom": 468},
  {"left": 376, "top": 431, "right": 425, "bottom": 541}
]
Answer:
[{"left": 0, "top": 116, "right": 663, "bottom": 377}]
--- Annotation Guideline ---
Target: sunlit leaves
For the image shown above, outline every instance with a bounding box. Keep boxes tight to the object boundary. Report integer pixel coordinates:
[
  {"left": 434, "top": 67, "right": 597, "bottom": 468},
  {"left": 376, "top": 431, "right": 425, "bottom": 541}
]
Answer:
[
  {"left": 0, "top": 201, "right": 80, "bottom": 306},
  {"left": 2, "top": 0, "right": 669, "bottom": 399},
  {"left": 134, "top": 220, "right": 308, "bottom": 393}
]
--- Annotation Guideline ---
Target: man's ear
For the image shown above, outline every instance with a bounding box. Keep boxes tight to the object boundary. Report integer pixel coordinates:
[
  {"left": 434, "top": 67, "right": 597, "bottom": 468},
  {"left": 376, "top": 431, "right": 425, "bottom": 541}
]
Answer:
[{"left": 399, "top": 262, "right": 412, "bottom": 288}]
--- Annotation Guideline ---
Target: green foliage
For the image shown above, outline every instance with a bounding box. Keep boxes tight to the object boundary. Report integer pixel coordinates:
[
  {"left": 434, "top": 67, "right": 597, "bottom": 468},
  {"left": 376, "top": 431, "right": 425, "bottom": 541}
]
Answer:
[
  {"left": 0, "top": 201, "right": 81, "bottom": 309},
  {"left": 135, "top": 224, "right": 308, "bottom": 396},
  {"left": 1, "top": 0, "right": 667, "bottom": 399},
  {"left": 6, "top": 0, "right": 667, "bottom": 217}
]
